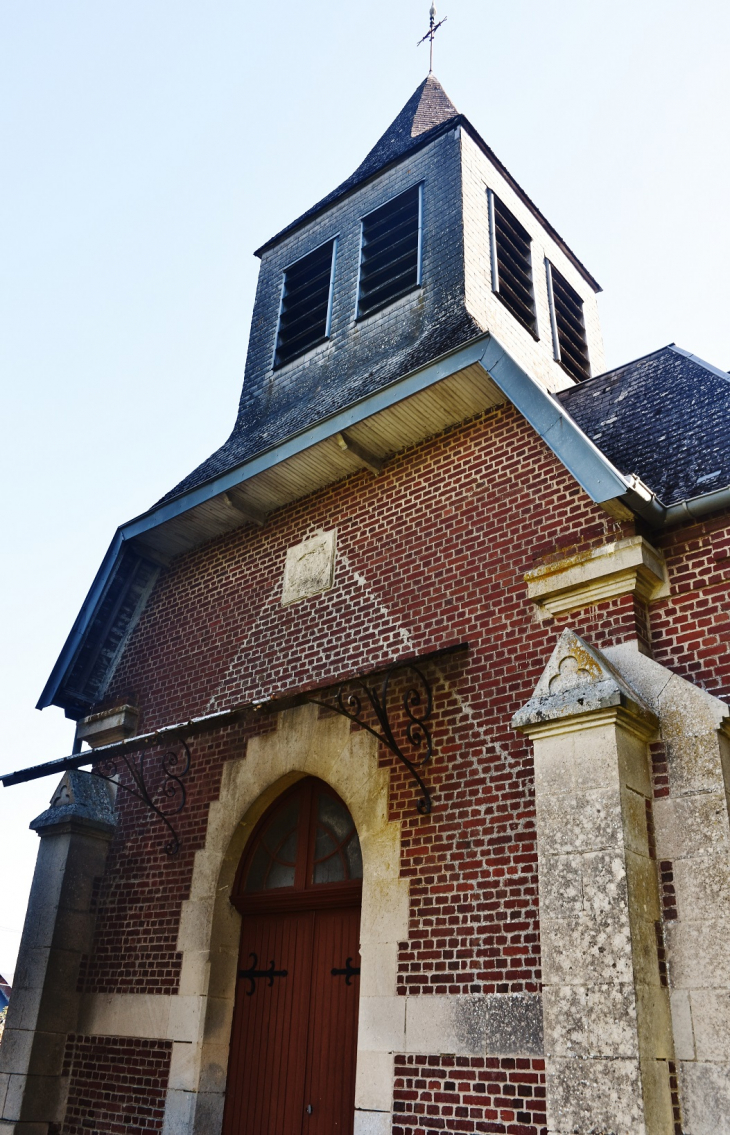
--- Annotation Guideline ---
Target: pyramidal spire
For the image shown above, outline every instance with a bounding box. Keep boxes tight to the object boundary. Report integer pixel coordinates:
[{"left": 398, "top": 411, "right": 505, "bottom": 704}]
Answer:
[
  {"left": 255, "top": 76, "right": 460, "bottom": 257},
  {"left": 351, "top": 75, "right": 459, "bottom": 184}
]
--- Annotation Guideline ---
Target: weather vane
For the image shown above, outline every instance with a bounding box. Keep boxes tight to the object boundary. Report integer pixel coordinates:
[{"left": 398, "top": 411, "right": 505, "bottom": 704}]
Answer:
[{"left": 417, "top": 2, "right": 447, "bottom": 74}]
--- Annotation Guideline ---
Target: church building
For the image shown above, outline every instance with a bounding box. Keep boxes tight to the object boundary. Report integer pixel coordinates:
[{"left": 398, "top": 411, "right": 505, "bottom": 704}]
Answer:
[{"left": 2, "top": 73, "right": 730, "bottom": 1135}]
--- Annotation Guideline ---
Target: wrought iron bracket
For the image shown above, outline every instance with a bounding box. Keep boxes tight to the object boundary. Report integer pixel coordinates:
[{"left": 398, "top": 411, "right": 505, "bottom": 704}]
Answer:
[
  {"left": 91, "top": 738, "right": 191, "bottom": 856},
  {"left": 307, "top": 660, "right": 434, "bottom": 815}
]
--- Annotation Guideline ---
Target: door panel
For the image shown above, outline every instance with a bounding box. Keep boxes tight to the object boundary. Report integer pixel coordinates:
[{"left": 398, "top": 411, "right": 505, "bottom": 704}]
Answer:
[
  {"left": 223, "top": 911, "right": 314, "bottom": 1135},
  {"left": 303, "top": 907, "right": 361, "bottom": 1135}
]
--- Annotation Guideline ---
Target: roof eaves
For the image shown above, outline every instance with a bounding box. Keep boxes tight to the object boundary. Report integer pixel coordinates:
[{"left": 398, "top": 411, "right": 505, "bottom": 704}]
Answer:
[{"left": 38, "top": 333, "right": 639, "bottom": 714}]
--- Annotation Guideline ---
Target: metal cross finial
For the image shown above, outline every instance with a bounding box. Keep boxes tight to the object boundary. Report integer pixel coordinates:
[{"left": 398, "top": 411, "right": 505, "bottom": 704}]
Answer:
[{"left": 417, "top": 2, "right": 447, "bottom": 74}]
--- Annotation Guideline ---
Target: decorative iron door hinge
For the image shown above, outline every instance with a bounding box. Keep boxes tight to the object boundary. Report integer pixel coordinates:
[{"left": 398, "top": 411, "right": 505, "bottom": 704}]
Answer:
[
  {"left": 238, "top": 953, "right": 289, "bottom": 996},
  {"left": 330, "top": 957, "right": 361, "bottom": 985}
]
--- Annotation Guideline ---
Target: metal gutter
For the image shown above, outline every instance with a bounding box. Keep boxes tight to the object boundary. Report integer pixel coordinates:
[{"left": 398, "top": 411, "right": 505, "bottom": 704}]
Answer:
[{"left": 621, "top": 474, "right": 730, "bottom": 529}]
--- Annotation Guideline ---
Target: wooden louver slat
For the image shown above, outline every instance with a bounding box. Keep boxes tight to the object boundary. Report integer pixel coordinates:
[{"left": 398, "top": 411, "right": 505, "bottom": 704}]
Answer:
[
  {"left": 274, "top": 241, "right": 335, "bottom": 369},
  {"left": 493, "top": 195, "right": 538, "bottom": 336},
  {"left": 358, "top": 185, "right": 421, "bottom": 318},
  {"left": 551, "top": 264, "right": 590, "bottom": 382}
]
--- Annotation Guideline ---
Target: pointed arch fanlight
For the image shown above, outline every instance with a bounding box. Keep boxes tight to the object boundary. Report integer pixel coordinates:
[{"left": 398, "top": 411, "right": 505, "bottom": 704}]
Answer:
[{"left": 231, "top": 779, "right": 363, "bottom": 945}]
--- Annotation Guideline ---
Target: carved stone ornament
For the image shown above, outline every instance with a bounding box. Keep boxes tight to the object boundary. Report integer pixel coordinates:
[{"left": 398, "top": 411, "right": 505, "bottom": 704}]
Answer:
[
  {"left": 281, "top": 529, "right": 337, "bottom": 605},
  {"left": 511, "top": 628, "right": 656, "bottom": 736}
]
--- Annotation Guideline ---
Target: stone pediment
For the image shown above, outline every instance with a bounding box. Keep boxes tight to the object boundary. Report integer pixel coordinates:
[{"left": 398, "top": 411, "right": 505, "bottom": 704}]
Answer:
[{"left": 511, "top": 629, "right": 656, "bottom": 735}]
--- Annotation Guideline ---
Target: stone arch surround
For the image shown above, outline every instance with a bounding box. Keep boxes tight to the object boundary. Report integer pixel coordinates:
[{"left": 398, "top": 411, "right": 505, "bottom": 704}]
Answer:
[{"left": 163, "top": 702, "right": 407, "bottom": 1135}]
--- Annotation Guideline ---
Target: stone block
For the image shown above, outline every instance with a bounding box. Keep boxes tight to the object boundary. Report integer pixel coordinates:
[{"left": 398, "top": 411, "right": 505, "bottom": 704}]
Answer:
[
  {"left": 191, "top": 1088, "right": 225, "bottom": 1135},
  {"left": 353, "top": 1110, "right": 391, "bottom": 1135},
  {"left": 196, "top": 1043, "right": 231, "bottom": 1094},
  {"left": 0, "top": 1074, "right": 25, "bottom": 1123},
  {"left": 533, "top": 731, "right": 617, "bottom": 799},
  {"left": 161, "top": 1086, "right": 196, "bottom": 1135},
  {"left": 178, "top": 948, "right": 214, "bottom": 998},
  {"left": 167, "top": 1041, "right": 201, "bottom": 1093},
  {"left": 78, "top": 992, "right": 171, "bottom": 1039},
  {"left": 359, "top": 942, "right": 398, "bottom": 998},
  {"left": 580, "top": 850, "right": 629, "bottom": 919},
  {"left": 355, "top": 1051, "right": 393, "bottom": 1111},
  {"left": 536, "top": 788, "right": 623, "bottom": 855},
  {"left": 680, "top": 1060, "right": 730, "bottom": 1135},
  {"left": 75, "top": 704, "right": 139, "bottom": 748},
  {"left": 177, "top": 899, "right": 215, "bottom": 956},
  {"left": 357, "top": 996, "right": 405, "bottom": 1052},
  {"left": 539, "top": 854, "right": 583, "bottom": 919},
  {"left": 624, "top": 849, "right": 661, "bottom": 924},
  {"left": 541, "top": 916, "right": 633, "bottom": 986},
  {"left": 674, "top": 852, "right": 730, "bottom": 921},
  {"left": 654, "top": 792, "right": 729, "bottom": 860},
  {"left": 689, "top": 990, "right": 730, "bottom": 1061},
  {"left": 543, "top": 985, "right": 638, "bottom": 1059},
  {"left": 168, "top": 995, "right": 204, "bottom": 1044},
  {"left": 633, "top": 982, "right": 673, "bottom": 1060},
  {"left": 620, "top": 785, "right": 650, "bottom": 856},
  {"left": 360, "top": 878, "right": 409, "bottom": 946},
  {"left": 9, "top": 950, "right": 50, "bottom": 995},
  {"left": 485, "top": 992, "right": 543, "bottom": 1055},
  {"left": 196, "top": 995, "right": 233, "bottom": 1048},
  {"left": 670, "top": 989, "right": 695, "bottom": 1060},
  {"left": 405, "top": 995, "right": 486, "bottom": 1056},
  {"left": 546, "top": 1056, "right": 644, "bottom": 1134},
  {"left": 665, "top": 919, "right": 730, "bottom": 989}
]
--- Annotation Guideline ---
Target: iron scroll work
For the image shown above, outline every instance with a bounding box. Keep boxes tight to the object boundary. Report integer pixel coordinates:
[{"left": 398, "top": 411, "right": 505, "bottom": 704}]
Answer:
[
  {"left": 91, "top": 739, "right": 191, "bottom": 857},
  {"left": 307, "top": 660, "right": 434, "bottom": 815}
]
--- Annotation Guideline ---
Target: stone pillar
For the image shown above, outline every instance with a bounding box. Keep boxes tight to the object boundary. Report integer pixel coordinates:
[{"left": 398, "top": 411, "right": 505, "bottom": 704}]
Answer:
[
  {"left": 513, "top": 630, "right": 674, "bottom": 1135},
  {"left": 0, "top": 772, "right": 116, "bottom": 1135},
  {"left": 602, "top": 640, "right": 730, "bottom": 1135}
]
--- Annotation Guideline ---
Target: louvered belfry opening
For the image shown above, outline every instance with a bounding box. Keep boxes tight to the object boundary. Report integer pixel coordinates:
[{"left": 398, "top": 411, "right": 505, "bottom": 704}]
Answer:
[
  {"left": 491, "top": 193, "right": 538, "bottom": 336},
  {"left": 550, "top": 263, "right": 591, "bottom": 382},
  {"left": 358, "top": 184, "right": 421, "bottom": 318},
  {"left": 274, "top": 239, "right": 335, "bottom": 368}
]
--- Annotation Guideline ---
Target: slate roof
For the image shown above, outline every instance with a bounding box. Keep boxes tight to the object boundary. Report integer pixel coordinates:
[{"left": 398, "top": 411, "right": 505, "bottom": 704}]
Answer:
[
  {"left": 158, "top": 310, "right": 483, "bottom": 503},
  {"left": 558, "top": 346, "right": 730, "bottom": 506},
  {"left": 255, "top": 76, "right": 460, "bottom": 257}
]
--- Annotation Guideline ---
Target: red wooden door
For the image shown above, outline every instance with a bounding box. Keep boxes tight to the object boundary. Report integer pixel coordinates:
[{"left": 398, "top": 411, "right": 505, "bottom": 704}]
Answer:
[
  {"left": 303, "top": 906, "right": 361, "bottom": 1133},
  {"left": 224, "top": 911, "right": 314, "bottom": 1134},
  {"left": 222, "top": 780, "right": 362, "bottom": 1135}
]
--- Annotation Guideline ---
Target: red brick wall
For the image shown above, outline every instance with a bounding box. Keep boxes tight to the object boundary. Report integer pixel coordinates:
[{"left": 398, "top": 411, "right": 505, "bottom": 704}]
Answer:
[
  {"left": 393, "top": 1054, "right": 546, "bottom": 1135},
  {"left": 89, "top": 401, "right": 730, "bottom": 1006},
  {"left": 60, "top": 1035, "right": 172, "bottom": 1134},
  {"left": 93, "top": 404, "right": 638, "bottom": 998},
  {"left": 653, "top": 510, "right": 730, "bottom": 699}
]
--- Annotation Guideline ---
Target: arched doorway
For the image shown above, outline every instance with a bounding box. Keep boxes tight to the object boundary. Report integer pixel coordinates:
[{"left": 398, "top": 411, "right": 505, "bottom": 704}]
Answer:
[{"left": 222, "top": 777, "right": 363, "bottom": 1135}]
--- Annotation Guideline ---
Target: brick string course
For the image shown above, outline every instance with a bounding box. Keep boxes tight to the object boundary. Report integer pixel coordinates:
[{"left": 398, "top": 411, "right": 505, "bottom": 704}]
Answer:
[
  {"left": 66, "top": 403, "right": 730, "bottom": 1123},
  {"left": 393, "top": 1055, "right": 546, "bottom": 1135},
  {"left": 58, "top": 1036, "right": 172, "bottom": 1135}
]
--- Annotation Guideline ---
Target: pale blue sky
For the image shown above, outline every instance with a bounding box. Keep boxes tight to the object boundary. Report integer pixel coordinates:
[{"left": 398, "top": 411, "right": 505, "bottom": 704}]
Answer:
[{"left": 1, "top": 0, "right": 728, "bottom": 979}]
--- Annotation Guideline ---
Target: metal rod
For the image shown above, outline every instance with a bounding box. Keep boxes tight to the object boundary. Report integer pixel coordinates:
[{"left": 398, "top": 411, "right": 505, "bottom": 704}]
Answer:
[{"left": 1, "top": 643, "right": 468, "bottom": 789}]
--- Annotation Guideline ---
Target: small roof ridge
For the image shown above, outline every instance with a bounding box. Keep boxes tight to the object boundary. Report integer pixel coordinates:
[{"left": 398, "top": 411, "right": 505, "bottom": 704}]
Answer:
[{"left": 567, "top": 344, "right": 678, "bottom": 389}]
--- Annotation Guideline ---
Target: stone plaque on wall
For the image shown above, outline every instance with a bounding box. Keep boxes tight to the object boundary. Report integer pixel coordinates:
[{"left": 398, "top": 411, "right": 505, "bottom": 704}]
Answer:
[{"left": 281, "top": 530, "right": 337, "bottom": 605}]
